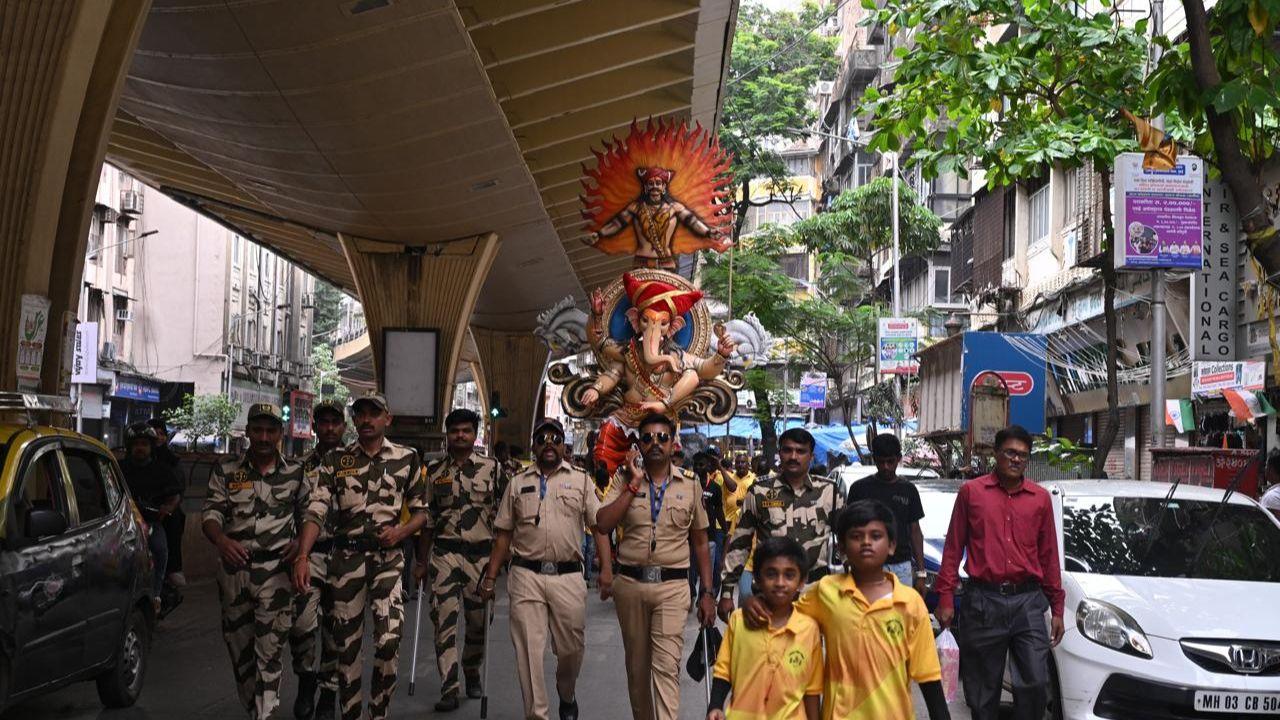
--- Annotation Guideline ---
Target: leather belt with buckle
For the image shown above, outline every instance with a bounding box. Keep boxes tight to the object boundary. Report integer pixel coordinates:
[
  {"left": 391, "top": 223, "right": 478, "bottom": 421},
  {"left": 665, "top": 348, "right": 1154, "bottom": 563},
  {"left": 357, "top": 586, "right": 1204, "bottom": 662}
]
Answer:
[
  {"left": 511, "top": 557, "right": 584, "bottom": 575},
  {"left": 971, "top": 579, "right": 1041, "bottom": 596},
  {"left": 618, "top": 564, "right": 688, "bottom": 583}
]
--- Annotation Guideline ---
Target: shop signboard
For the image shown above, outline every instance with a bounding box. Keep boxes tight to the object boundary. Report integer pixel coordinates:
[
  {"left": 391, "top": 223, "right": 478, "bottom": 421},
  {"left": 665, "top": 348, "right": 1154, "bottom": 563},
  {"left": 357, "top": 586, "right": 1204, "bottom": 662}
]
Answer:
[
  {"left": 1190, "top": 180, "right": 1239, "bottom": 361},
  {"left": 1114, "top": 153, "right": 1204, "bottom": 270},
  {"left": 799, "top": 372, "right": 827, "bottom": 409},
  {"left": 16, "top": 294, "right": 50, "bottom": 391},
  {"left": 1190, "top": 360, "right": 1265, "bottom": 397},
  {"left": 959, "top": 332, "right": 1047, "bottom": 434},
  {"left": 289, "top": 390, "right": 314, "bottom": 439},
  {"left": 878, "top": 317, "right": 919, "bottom": 375},
  {"left": 111, "top": 377, "right": 160, "bottom": 403},
  {"left": 72, "top": 322, "right": 99, "bottom": 384}
]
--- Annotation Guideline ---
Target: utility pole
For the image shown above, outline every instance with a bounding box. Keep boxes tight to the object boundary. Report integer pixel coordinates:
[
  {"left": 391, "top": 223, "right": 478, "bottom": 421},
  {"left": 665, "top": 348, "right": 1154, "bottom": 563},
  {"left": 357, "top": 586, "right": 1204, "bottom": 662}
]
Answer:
[
  {"left": 890, "top": 150, "right": 904, "bottom": 439},
  {"left": 1150, "top": 0, "right": 1167, "bottom": 450}
]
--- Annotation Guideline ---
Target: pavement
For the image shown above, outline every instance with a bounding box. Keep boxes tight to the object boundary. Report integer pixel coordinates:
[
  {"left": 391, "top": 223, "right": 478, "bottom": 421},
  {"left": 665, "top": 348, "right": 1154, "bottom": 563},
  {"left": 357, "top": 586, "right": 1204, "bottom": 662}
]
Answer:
[{"left": 3, "top": 575, "right": 971, "bottom": 720}]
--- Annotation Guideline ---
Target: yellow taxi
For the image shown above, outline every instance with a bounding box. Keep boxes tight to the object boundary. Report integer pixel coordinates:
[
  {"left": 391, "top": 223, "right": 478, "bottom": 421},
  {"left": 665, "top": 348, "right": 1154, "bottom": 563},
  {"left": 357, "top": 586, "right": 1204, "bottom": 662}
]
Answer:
[{"left": 0, "top": 393, "right": 154, "bottom": 710}]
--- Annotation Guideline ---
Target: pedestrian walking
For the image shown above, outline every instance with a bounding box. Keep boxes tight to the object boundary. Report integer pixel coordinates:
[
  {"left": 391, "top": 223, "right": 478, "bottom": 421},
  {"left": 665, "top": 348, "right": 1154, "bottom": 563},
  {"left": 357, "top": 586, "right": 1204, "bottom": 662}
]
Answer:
[
  {"left": 691, "top": 451, "right": 728, "bottom": 596},
  {"left": 846, "top": 434, "right": 928, "bottom": 594},
  {"left": 718, "top": 428, "right": 843, "bottom": 621},
  {"left": 293, "top": 392, "right": 430, "bottom": 720},
  {"left": 201, "top": 404, "right": 308, "bottom": 720},
  {"left": 707, "top": 537, "right": 822, "bottom": 720},
  {"left": 291, "top": 399, "right": 346, "bottom": 720},
  {"left": 414, "top": 408, "right": 508, "bottom": 712},
  {"left": 146, "top": 417, "right": 189, "bottom": 592},
  {"left": 935, "top": 425, "right": 1065, "bottom": 720},
  {"left": 719, "top": 453, "right": 755, "bottom": 537},
  {"left": 477, "top": 418, "right": 611, "bottom": 720},
  {"left": 595, "top": 413, "right": 717, "bottom": 720}
]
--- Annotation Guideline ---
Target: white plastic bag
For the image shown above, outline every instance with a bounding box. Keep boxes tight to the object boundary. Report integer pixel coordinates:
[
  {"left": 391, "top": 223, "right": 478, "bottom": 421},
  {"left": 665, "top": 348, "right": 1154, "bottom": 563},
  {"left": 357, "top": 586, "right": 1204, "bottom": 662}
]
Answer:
[{"left": 936, "top": 628, "right": 961, "bottom": 703}]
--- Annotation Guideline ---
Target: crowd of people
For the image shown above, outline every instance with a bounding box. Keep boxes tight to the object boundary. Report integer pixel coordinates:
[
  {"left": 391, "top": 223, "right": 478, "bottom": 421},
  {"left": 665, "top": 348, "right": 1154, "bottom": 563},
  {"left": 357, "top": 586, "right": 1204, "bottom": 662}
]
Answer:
[{"left": 117, "top": 393, "right": 1067, "bottom": 720}]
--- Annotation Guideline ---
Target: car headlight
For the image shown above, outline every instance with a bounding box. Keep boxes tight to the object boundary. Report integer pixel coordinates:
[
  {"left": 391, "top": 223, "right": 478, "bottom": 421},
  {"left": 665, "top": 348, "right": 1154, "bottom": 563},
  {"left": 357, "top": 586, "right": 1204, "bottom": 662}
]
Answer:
[{"left": 1076, "top": 598, "right": 1153, "bottom": 658}]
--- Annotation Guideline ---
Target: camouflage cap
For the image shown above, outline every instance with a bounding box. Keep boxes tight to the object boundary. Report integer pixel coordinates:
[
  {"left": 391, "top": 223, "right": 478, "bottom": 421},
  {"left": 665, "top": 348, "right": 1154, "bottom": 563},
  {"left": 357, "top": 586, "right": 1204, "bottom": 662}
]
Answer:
[
  {"left": 351, "top": 392, "right": 389, "bottom": 413},
  {"left": 312, "top": 399, "right": 346, "bottom": 419},
  {"left": 247, "top": 403, "right": 284, "bottom": 424}
]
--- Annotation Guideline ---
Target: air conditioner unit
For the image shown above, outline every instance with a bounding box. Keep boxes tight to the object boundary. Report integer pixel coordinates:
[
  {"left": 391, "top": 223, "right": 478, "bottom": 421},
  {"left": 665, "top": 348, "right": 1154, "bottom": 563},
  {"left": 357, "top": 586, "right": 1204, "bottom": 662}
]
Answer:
[
  {"left": 101, "top": 342, "right": 117, "bottom": 361},
  {"left": 115, "top": 309, "right": 134, "bottom": 322},
  {"left": 120, "top": 189, "right": 144, "bottom": 215}
]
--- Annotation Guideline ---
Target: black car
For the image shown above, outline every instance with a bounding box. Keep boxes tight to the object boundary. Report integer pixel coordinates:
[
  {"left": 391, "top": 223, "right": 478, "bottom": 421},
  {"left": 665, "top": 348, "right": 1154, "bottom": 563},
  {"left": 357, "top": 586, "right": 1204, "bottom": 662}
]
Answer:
[{"left": 0, "top": 421, "right": 155, "bottom": 711}]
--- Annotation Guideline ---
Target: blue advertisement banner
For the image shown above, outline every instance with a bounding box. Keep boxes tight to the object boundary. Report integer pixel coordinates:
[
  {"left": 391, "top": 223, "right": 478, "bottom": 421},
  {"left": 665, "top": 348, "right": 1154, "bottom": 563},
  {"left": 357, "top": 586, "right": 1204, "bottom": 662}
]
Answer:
[
  {"left": 112, "top": 377, "right": 160, "bottom": 403},
  {"left": 960, "top": 332, "right": 1047, "bottom": 434}
]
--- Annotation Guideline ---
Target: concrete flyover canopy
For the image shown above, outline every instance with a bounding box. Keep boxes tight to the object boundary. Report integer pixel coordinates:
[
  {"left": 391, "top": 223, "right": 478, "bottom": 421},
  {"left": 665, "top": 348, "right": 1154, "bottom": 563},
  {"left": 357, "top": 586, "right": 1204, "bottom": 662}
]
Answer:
[{"left": 1, "top": 0, "right": 738, "bottom": 421}]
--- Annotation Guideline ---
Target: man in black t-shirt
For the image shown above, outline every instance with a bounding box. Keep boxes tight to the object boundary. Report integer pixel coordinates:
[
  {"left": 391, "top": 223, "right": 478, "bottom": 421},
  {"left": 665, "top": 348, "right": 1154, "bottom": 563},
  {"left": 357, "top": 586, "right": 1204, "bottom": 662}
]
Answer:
[
  {"left": 691, "top": 451, "right": 728, "bottom": 594},
  {"left": 846, "top": 434, "right": 926, "bottom": 595}
]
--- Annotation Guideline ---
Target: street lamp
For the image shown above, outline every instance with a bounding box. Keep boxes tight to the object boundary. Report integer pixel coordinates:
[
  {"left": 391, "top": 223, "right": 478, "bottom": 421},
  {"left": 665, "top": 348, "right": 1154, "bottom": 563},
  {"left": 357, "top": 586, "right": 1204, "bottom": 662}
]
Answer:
[{"left": 90, "top": 228, "right": 159, "bottom": 256}]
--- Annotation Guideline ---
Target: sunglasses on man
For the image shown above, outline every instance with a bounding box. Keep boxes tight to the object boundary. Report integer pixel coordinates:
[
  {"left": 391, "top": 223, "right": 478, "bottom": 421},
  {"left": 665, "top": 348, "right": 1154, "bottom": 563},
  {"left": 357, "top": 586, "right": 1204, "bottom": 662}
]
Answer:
[
  {"left": 639, "top": 431, "right": 672, "bottom": 445},
  {"left": 534, "top": 432, "right": 564, "bottom": 446}
]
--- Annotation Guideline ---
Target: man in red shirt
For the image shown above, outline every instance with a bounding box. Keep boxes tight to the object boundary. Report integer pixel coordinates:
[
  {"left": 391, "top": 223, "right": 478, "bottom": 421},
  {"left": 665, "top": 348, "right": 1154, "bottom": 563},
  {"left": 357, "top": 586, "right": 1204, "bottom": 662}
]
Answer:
[{"left": 935, "top": 425, "right": 1064, "bottom": 720}]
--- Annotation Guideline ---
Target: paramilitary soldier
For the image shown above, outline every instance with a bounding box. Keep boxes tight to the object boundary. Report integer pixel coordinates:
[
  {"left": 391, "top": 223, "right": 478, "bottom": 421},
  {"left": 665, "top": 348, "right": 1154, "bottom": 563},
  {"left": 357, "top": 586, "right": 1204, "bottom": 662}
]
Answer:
[
  {"left": 291, "top": 399, "right": 346, "bottom": 720},
  {"left": 717, "top": 427, "right": 844, "bottom": 622},
  {"left": 202, "top": 403, "right": 308, "bottom": 720},
  {"left": 292, "top": 392, "right": 429, "bottom": 720},
  {"left": 478, "top": 418, "right": 612, "bottom": 720},
  {"left": 413, "top": 408, "right": 507, "bottom": 712},
  {"left": 595, "top": 413, "right": 717, "bottom": 720}
]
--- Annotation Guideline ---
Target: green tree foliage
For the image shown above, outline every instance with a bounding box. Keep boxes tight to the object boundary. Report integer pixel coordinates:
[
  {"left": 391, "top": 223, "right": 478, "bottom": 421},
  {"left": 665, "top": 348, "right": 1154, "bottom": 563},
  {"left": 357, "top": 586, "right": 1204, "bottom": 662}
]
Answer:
[
  {"left": 310, "top": 344, "right": 351, "bottom": 408},
  {"left": 311, "top": 281, "right": 344, "bottom": 350},
  {"left": 861, "top": 0, "right": 1156, "bottom": 475},
  {"left": 792, "top": 177, "right": 942, "bottom": 266},
  {"left": 721, "top": 2, "right": 838, "bottom": 235},
  {"left": 164, "top": 393, "right": 239, "bottom": 449}
]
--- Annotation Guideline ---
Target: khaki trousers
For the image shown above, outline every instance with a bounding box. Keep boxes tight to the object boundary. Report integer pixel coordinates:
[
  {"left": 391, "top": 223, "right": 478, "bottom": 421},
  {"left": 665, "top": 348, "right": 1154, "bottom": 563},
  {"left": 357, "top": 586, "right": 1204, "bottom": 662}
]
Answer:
[
  {"left": 508, "top": 565, "right": 588, "bottom": 720},
  {"left": 612, "top": 576, "right": 691, "bottom": 720}
]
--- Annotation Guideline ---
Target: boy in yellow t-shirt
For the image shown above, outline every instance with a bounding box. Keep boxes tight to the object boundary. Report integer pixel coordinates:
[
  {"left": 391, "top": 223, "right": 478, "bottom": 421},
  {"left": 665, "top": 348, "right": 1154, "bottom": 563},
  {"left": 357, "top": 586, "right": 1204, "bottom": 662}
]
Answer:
[
  {"left": 709, "top": 537, "right": 822, "bottom": 720},
  {"left": 794, "top": 500, "right": 950, "bottom": 720}
]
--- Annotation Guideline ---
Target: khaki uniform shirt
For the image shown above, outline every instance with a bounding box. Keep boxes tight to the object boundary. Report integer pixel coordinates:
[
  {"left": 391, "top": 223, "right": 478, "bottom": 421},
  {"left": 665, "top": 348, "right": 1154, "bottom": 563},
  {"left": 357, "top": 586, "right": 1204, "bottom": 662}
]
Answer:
[
  {"left": 305, "top": 439, "right": 427, "bottom": 539},
  {"left": 603, "top": 465, "right": 708, "bottom": 568},
  {"left": 203, "top": 452, "right": 307, "bottom": 555},
  {"left": 494, "top": 460, "right": 601, "bottom": 563},
  {"left": 424, "top": 454, "right": 507, "bottom": 544}
]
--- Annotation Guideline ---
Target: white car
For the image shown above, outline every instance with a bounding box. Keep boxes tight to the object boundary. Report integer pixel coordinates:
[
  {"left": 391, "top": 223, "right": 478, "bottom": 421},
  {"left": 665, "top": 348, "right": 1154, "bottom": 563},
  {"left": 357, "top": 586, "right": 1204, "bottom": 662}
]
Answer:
[{"left": 1047, "top": 480, "right": 1280, "bottom": 719}]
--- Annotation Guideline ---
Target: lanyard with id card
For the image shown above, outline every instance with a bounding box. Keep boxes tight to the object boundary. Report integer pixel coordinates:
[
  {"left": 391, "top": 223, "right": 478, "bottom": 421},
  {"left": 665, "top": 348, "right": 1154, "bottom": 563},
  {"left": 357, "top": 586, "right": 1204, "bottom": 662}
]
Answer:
[{"left": 648, "top": 475, "right": 670, "bottom": 555}]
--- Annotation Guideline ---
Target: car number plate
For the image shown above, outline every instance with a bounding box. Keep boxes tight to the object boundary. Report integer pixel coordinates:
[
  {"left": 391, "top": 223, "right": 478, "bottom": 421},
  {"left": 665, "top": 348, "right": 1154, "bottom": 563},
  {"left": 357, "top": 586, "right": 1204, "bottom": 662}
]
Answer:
[{"left": 1192, "top": 691, "right": 1280, "bottom": 714}]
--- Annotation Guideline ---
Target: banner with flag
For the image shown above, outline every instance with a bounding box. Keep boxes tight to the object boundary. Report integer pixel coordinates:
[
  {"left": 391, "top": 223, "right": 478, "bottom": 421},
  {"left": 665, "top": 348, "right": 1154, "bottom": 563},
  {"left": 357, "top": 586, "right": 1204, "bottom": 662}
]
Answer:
[
  {"left": 1165, "top": 399, "right": 1193, "bottom": 433},
  {"left": 1222, "top": 388, "right": 1263, "bottom": 423},
  {"left": 1256, "top": 391, "right": 1277, "bottom": 417}
]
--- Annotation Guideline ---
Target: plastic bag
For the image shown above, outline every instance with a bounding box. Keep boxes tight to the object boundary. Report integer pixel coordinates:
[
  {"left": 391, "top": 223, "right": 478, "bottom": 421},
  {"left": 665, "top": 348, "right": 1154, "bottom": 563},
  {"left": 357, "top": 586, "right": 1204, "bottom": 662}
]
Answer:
[{"left": 936, "top": 629, "right": 961, "bottom": 703}]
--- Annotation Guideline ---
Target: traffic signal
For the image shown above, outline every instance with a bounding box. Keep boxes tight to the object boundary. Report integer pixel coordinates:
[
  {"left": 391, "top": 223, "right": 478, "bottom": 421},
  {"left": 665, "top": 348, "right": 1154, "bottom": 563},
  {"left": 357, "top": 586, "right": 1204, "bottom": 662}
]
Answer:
[
  {"left": 489, "top": 391, "right": 507, "bottom": 419},
  {"left": 282, "top": 403, "right": 291, "bottom": 423}
]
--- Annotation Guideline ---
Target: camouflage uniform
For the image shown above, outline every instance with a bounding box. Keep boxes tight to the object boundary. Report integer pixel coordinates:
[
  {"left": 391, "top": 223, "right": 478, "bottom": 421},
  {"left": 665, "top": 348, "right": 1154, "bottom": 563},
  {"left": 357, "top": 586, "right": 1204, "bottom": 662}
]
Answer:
[
  {"left": 290, "top": 448, "right": 338, "bottom": 691},
  {"left": 307, "top": 439, "right": 427, "bottom": 720},
  {"left": 202, "top": 452, "right": 308, "bottom": 720},
  {"left": 718, "top": 472, "right": 844, "bottom": 600},
  {"left": 424, "top": 454, "right": 507, "bottom": 698}
]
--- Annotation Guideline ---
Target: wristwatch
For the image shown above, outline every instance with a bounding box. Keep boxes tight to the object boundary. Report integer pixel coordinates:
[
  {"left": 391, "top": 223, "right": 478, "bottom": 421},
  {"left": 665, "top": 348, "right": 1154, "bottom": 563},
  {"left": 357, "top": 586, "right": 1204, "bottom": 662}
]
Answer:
[{"left": 914, "top": 570, "right": 928, "bottom": 579}]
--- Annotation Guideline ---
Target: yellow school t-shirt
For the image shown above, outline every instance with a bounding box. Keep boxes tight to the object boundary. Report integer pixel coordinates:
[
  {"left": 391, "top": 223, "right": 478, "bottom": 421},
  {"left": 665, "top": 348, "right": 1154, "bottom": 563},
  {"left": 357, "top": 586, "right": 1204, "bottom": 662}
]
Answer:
[
  {"left": 719, "top": 470, "right": 756, "bottom": 530},
  {"left": 795, "top": 572, "right": 941, "bottom": 720},
  {"left": 713, "top": 608, "right": 824, "bottom": 720}
]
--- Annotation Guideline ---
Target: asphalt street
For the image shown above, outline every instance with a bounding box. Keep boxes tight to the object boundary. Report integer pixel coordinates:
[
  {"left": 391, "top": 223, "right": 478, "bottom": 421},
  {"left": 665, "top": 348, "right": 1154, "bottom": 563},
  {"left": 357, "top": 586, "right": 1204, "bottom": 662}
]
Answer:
[{"left": 4, "top": 576, "right": 970, "bottom": 720}]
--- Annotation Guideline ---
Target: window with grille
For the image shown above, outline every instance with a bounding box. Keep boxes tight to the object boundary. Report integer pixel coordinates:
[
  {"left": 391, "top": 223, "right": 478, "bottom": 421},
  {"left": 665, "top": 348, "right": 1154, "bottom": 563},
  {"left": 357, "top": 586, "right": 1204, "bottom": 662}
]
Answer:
[
  {"left": 1028, "top": 183, "right": 1051, "bottom": 245},
  {"left": 88, "top": 213, "right": 103, "bottom": 263}
]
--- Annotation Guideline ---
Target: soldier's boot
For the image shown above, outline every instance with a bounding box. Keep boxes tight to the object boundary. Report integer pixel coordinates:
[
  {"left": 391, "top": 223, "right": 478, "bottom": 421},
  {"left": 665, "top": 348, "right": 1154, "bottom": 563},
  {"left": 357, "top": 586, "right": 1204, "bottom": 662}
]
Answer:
[
  {"left": 465, "top": 672, "right": 482, "bottom": 699},
  {"left": 434, "top": 691, "right": 460, "bottom": 712},
  {"left": 293, "top": 672, "right": 318, "bottom": 719},
  {"left": 313, "top": 687, "right": 337, "bottom": 720},
  {"left": 559, "top": 696, "right": 579, "bottom": 720}
]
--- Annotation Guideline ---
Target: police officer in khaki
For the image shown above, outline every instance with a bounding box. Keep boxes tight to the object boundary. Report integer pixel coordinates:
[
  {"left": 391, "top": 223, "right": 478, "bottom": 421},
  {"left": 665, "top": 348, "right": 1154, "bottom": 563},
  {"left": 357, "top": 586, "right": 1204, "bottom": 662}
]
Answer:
[
  {"left": 478, "top": 418, "right": 612, "bottom": 720},
  {"left": 202, "top": 403, "right": 307, "bottom": 720},
  {"left": 595, "top": 413, "right": 717, "bottom": 720}
]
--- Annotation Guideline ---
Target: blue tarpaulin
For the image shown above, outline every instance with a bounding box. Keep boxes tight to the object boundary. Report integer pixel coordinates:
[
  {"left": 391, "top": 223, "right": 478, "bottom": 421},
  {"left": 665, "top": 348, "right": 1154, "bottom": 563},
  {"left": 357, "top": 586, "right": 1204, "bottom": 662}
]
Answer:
[{"left": 681, "top": 419, "right": 919, "bottom": 462}]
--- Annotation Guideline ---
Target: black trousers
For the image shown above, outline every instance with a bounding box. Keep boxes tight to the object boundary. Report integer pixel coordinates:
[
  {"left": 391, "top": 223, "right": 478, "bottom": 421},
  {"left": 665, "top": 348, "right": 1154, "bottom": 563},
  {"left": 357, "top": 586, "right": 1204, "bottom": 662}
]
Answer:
[
  {"left": 957, "top": 585, "right": 1051, "bottom": 720},
  {"left": 162, "top": 507, "right": 185, "bottom": 574}
]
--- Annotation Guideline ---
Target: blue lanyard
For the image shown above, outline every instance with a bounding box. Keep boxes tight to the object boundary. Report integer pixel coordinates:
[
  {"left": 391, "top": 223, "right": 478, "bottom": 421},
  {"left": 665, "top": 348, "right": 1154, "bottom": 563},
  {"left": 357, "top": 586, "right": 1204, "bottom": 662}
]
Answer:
[
  {"left": 538, "top": 473, "right": 549, "bottom": 500},
  {"left": 648, "top": 476, "right": 670, "bottom": 525}
]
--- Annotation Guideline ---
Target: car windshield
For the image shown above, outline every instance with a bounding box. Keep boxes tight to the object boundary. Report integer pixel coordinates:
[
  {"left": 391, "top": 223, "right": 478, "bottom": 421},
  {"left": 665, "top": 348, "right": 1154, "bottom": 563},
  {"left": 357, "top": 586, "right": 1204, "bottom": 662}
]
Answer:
[
  {"left": 920, "top": 490, "right": 958, "bottom": 541},
  {"left": 1062, "top": 495, "right": 1280, "bottom": 582}
]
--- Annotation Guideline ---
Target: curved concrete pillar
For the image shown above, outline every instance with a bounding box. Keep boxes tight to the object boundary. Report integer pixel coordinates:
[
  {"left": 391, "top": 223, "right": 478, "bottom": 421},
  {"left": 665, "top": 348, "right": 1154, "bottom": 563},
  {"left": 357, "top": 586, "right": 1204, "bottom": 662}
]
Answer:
[
  {"left": 470, "top": 325, "right": 549, "bottom": 447},
  {"left": 339, "top": 232, "right": 500, "bottom": 432},
  {"left": 0, "top": 0, "right": 151, "bottom": 391}
]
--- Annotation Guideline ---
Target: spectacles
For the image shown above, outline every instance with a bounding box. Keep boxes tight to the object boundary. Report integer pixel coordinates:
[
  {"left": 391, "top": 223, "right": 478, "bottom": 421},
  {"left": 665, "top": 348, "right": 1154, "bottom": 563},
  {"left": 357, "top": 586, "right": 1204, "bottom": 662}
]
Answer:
[
  {"left": 639, "top": 431, "right": 672, "bottom": 445},
  {"left": 1000, "top": 449, "right": 1030, "bottom": 461},
  {"left": 534, "top": 433, "right": 563, "bottom": 446}
]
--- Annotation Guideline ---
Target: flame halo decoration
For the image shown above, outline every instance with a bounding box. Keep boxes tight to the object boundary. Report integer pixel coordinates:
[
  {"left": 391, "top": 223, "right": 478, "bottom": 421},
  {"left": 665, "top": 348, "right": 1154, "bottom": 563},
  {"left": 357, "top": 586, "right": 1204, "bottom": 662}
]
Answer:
[{"left": 580, "top": 118, "right": 734, "bottom": 256}]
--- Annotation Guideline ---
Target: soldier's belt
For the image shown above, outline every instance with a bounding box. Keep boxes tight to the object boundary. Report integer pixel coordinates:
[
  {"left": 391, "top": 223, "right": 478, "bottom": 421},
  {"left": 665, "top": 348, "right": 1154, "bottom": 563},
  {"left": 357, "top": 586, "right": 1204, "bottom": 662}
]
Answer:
[
  {"left": 617, "top": 564, "right": 689, "bottom": 583},
  {"left": 433, "top": 538, "right": 492, "bottom": 556},
  {"left": 331, "top": 536, "right": 388, "bottom": 552},
  {"left": 511, "top": 557, "right": 583, "bottom": 576},
  {"left": 249, "top": 550, "right": 280, "bottom": 563},
  {"left": 311, "top": 539, "right": 334, "bottom": 554}
]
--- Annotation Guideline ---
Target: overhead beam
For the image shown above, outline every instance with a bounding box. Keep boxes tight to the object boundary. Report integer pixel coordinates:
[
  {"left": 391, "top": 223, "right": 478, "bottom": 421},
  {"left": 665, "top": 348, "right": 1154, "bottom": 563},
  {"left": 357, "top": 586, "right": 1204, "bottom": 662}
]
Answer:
[
  {"left": 488, "top": 30, "right": 694, "bottom": 101},
  {"left": 505, "top": 65, "right": 692, "bottom": 130},
  {"left": 515, "top": 90, "right": 691, "bottom": 152}
]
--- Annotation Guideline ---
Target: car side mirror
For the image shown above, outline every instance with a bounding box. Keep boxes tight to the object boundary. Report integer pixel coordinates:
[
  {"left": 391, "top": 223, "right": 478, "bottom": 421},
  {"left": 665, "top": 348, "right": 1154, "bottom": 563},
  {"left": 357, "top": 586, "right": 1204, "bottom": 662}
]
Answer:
[{"left": 25, "top": 507, "right": 68, "bottom": 539}]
